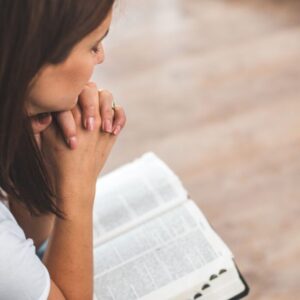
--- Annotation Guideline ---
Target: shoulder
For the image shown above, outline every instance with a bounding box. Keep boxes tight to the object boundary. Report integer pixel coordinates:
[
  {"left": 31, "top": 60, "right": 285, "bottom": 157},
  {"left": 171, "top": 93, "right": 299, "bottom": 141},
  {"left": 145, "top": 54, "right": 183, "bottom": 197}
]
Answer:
[{"left": 0, "top": 201, "right": 50, "bottom": 300}]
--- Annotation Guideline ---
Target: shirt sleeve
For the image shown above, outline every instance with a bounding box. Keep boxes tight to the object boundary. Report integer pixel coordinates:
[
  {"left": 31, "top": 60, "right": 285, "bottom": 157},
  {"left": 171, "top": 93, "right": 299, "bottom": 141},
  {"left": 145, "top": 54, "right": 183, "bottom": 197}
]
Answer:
[{"left": 0, "top": 218, "right": 50, "bottom": 300}]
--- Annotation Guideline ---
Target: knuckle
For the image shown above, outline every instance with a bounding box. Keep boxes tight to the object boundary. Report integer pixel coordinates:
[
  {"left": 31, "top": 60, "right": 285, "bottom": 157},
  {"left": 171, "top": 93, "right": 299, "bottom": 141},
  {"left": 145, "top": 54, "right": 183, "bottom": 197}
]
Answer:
[
  {"left": 100, "top": 89, "right": 113, "bottom": 100},
  {"left": 81, "top": 83, "right": 98, "bottom": 97},
  {"left": 103, "top": 108, "right": 113, "bottom": 116},
  {"left": 81, "top": 85, "right": 90, "bottom": 93},
  {"left": 86, "top": 81, "right": 97, "bottom": 90},
  {"left": 83, "top": 103, "right": 95, "bottom": 112}
]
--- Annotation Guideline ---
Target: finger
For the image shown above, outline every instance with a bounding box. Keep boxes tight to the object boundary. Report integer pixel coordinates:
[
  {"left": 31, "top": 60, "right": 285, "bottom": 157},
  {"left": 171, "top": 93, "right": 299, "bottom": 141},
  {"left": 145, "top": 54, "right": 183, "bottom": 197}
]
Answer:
[
  {"left": 78, "top": 82, "right": 100, "bottom": 131},
  {"left": 34, "top": 134, "right": 42, "bottom": 149},
  {"left": 99, "top": 90, "right": 114, "bottom": 133},
  {"left": 55, "top": 110, "right": 77, "bottom": 149},
  {"left": 111, "top": 105, "right": 126, "bottom": 135},
  {"left": 71, "top": 103, "right": 82, "bottom": 125},
  {"left": 30, "top": 113, "right": 52, "bottom": 150}
]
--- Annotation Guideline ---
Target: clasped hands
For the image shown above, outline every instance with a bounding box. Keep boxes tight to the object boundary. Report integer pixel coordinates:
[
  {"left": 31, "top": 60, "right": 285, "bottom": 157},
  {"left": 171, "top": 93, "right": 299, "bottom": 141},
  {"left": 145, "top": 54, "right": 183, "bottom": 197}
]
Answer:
[{"left": 30, "top": 82, "right": 126, "bottom": 149}]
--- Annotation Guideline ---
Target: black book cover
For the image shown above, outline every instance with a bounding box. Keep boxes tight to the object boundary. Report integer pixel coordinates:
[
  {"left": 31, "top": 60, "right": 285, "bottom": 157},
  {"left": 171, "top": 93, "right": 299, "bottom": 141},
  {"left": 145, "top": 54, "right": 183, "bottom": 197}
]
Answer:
[{"left": 228, "top": 263, "right": 250, "bottom": 300}]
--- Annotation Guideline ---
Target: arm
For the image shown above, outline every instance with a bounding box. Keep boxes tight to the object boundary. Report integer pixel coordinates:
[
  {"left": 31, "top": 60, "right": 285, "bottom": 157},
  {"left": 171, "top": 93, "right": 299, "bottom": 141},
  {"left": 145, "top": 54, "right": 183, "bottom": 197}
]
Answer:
[
  {"left": 43, "top": 190, "right": 95, "bottom": 299},
  {"left": 40, "top": 86, "right": 123, "bottom": 299},
  {"left": 15, "top": 84, "right": 126, "bottom": 250}
]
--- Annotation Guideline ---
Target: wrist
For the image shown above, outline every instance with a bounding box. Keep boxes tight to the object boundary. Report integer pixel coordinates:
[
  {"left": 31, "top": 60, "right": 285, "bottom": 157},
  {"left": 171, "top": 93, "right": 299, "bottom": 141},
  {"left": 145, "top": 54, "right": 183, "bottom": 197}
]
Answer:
[{"left": 55, "top": 183, "right": 95, "bottom": 213}]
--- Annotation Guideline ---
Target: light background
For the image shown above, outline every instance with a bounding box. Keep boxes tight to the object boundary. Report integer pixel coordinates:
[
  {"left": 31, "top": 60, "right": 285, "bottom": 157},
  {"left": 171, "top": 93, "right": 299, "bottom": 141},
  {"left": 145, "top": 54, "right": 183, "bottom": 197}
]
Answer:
[{"left": 92, "top": 0, "right": 300, "bottom": 299}]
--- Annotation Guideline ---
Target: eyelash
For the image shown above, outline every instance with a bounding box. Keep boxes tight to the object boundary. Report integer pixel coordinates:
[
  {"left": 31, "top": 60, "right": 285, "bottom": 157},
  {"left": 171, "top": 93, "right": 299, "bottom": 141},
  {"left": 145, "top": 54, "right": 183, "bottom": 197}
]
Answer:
[{"left": 92, "top": 44, "right": 102, "bottom": 54}]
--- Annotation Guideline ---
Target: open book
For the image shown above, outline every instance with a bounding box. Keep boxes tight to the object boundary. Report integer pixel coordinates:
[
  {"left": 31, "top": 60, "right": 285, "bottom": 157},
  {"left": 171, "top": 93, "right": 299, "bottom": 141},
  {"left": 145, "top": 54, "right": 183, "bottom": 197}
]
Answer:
[{"left": 92, "top": 153, "right": 249, "bottom": 300}]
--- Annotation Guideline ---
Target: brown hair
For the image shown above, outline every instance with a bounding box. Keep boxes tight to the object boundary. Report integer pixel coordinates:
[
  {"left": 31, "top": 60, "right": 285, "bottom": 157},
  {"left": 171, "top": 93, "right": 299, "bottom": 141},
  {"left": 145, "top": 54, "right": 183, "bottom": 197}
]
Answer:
[{"left": 0, "top": 0, "right": 114, "bottom": 217}]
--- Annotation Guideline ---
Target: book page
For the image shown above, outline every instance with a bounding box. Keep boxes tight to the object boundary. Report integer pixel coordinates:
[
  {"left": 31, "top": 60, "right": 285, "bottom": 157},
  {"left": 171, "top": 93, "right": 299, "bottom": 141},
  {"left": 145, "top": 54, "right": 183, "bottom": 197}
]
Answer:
[
  {"left": 142, "top": 259, "right": 244, "bottom": 300},
  {"left": 93, "top": 201, "right": 234, "bottom": 300},
  {"left": 93, "top": 152, "right": 188, "bottom": 245}
]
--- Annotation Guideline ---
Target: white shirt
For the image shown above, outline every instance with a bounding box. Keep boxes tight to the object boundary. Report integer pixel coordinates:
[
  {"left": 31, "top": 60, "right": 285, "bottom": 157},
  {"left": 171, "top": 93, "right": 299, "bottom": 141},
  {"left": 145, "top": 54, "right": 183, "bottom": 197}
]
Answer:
[{"left": 0, "top": 201, "right": 50, "bottom": 300}]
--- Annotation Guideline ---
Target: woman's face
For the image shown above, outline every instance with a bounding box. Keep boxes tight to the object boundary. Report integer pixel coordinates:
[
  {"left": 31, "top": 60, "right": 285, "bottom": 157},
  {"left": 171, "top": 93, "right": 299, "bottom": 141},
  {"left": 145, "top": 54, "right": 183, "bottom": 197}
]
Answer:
[{"left": 26, "top": 10, "right": 112, "bottom": 117}]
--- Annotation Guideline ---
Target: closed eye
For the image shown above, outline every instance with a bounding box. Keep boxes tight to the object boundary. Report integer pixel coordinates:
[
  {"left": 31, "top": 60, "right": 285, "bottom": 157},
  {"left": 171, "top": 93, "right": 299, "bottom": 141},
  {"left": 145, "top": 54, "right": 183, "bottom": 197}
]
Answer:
[
  {"left": 91, "top": 29, "right": 110, "bottom": 53},
  {"left": 92, "top": 44, "right": 102, "bottom": 53}
]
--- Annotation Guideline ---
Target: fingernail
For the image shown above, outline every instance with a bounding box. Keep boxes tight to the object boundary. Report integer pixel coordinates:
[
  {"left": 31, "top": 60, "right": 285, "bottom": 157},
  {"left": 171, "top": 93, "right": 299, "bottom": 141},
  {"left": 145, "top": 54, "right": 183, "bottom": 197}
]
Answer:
[
  {"left": 68, "top": 136, "right": 77, "bottom": 149},
  {"left": 113, "top": 125, "right": 121, "bottom": 135},
  {"left": 104, "top": 120, "right": 112, "bottom": 133},
  {"left": 86, "top": 117, "right": 94, "bottom": 131}
]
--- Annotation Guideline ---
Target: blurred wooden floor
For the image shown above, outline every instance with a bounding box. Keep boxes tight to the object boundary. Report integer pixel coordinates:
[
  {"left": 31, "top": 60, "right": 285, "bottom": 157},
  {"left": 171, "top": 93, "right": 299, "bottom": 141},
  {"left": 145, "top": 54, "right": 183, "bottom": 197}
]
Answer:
[{"left": 93, "top": 0, "right": 300, "bottom": 299}]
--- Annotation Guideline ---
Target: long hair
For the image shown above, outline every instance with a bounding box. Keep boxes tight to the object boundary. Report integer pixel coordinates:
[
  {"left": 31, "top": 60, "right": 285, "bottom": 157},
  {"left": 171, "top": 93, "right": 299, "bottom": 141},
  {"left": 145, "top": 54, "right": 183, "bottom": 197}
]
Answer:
[{"left": 0, "top": 0, "right": 114, "bottom": 217}]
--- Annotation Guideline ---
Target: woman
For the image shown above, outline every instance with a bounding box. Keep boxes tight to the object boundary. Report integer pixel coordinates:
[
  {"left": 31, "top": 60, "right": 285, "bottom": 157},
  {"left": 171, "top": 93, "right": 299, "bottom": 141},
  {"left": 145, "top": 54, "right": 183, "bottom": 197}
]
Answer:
[{"left": 0, "top": 0, "right": 126, "bottom": 299}]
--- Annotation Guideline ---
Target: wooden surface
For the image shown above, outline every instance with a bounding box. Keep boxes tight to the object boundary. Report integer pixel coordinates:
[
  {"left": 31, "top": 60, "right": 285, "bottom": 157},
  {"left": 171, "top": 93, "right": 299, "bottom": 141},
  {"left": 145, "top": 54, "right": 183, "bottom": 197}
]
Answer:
[{"left": 92, "top": 0, "right": 300, "bottom": 299}]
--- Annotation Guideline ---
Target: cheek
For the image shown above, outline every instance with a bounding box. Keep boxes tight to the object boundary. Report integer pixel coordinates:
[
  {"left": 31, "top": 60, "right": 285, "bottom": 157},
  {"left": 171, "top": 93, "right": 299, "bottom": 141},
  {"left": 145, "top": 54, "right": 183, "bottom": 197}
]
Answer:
[
  {"left": 75, "top": 60, "right": 95, "bottom": 87},
  {"left": 27, "top": 58, "right": 95, "bottom": 114},
  {"left": 64, "top": 56, "right": 95, "bottom": 92}
]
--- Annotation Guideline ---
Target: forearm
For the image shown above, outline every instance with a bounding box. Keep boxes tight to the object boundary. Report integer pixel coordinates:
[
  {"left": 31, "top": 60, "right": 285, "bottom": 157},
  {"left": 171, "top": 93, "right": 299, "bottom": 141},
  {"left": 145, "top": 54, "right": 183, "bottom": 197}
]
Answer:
[
  {"left": 8, "top": 197, "right": 55, "bottom": 248},
  {"left": 43, "top": 191, "right": 94, "bottom": 300}
]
